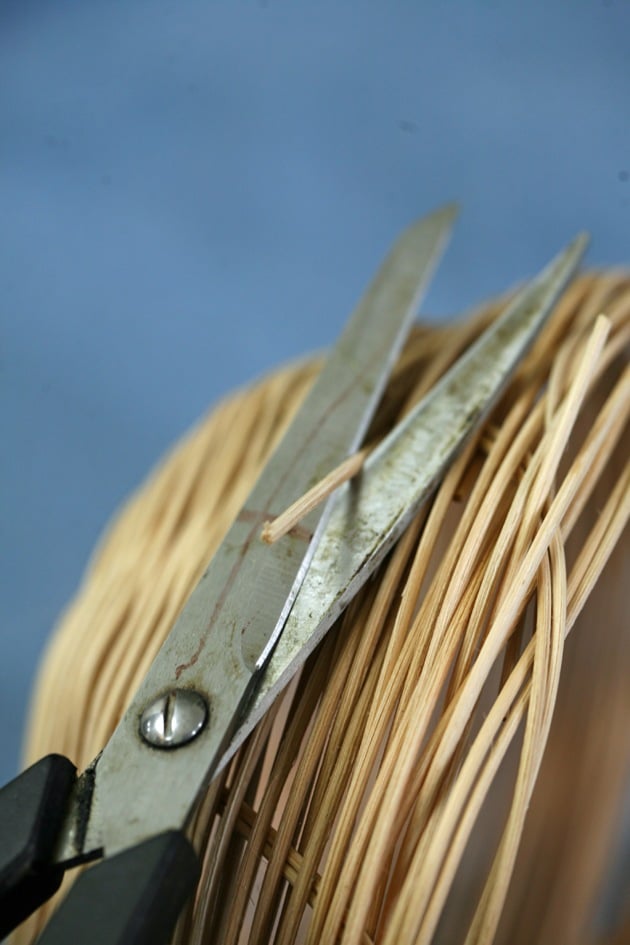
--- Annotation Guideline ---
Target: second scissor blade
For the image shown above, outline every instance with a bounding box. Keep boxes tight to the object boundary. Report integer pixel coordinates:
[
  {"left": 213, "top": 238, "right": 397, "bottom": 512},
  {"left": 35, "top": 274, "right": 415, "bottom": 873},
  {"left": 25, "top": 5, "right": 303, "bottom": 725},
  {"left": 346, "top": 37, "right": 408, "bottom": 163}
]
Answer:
[{"left": 220, "top": 232, "right": 588, "bottom": 772}]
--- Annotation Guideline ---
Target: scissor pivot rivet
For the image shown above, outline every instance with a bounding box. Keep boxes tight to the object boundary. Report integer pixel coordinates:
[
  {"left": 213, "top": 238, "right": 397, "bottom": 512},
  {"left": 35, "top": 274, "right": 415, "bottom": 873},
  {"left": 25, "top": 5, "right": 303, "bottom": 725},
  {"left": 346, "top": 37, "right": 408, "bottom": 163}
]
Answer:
[{"left": 139, "top": 689, "right": 208, "bottom": 749}]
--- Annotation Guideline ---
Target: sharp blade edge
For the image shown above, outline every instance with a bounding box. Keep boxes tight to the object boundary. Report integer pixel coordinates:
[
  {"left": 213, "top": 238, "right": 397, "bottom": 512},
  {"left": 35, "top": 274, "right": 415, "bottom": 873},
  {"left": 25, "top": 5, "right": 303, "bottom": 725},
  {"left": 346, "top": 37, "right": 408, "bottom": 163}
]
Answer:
[{"left": 219, "top": 233, "right": 588, "bottom": 772}]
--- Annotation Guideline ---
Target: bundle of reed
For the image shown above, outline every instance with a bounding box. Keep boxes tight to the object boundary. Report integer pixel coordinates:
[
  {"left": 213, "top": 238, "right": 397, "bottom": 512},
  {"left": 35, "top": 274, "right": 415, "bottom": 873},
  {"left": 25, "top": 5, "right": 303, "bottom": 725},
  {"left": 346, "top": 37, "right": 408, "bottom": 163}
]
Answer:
[{"left": 17, "top": 270, "right": 629, "bottom": 945}]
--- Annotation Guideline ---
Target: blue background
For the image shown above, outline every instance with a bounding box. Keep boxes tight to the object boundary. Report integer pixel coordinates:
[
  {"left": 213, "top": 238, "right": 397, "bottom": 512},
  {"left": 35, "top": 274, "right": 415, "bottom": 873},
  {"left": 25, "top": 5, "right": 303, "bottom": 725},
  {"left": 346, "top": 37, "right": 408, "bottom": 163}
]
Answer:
[{"left": 1, "top": 0, "right": 628, "bottom": 784}]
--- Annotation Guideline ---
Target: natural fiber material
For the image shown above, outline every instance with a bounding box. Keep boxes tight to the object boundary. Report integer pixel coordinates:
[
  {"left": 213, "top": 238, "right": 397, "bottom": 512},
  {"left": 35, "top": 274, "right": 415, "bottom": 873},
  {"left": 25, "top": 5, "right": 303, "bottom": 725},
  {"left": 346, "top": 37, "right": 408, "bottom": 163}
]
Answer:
[{"left": 18, "top": 271, "right": 629, "bottom": 945}]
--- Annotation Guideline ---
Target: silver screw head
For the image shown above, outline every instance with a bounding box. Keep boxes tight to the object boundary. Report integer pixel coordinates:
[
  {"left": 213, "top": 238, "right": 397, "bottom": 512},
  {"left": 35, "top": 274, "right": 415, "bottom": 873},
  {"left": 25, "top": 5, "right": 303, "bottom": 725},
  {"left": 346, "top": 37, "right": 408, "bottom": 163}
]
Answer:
[{"left": 139, "top": 689, "right": 208, "bottom": 749}]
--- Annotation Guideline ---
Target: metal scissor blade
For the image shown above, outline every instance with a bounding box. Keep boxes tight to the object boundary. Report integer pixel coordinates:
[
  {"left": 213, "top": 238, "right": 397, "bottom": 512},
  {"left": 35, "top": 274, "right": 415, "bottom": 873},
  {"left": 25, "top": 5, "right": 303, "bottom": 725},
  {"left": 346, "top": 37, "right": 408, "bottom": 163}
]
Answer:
[
  {"left": 55, "top": 205, "right": 456, "bottom": 866},
  {"left": 219, "top": 232, "right": 588, "bottom": 771}
]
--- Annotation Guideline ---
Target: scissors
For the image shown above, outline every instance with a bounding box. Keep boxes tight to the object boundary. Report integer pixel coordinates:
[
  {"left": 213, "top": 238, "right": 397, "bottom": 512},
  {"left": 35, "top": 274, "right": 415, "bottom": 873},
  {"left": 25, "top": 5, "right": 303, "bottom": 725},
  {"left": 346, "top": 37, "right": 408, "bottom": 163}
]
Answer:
[{"left": 0, "top": 207, "right": 586, "bottom": 944}]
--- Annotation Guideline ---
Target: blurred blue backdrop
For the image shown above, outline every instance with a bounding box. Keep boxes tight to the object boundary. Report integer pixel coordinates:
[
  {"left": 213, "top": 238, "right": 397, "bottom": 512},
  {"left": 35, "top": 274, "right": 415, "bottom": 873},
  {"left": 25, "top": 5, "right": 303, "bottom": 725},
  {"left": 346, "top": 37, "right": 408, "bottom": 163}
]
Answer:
[{"left": 1, "top": 0, "right": 628, "bottom": 783}]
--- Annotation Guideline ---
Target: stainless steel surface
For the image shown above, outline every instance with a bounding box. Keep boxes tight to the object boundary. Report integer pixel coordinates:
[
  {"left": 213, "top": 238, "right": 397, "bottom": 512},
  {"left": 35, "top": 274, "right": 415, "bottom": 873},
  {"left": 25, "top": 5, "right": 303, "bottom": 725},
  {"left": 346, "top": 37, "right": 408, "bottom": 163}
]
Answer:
[
  {"left": 55, "top": 205, "right": 456, "bottom": 864},
  {"left": 219, "top": 233, "right": 588, "bottom": 771},
  {"left": 139, "top": 690, "right": 209, "bottom": 749}
]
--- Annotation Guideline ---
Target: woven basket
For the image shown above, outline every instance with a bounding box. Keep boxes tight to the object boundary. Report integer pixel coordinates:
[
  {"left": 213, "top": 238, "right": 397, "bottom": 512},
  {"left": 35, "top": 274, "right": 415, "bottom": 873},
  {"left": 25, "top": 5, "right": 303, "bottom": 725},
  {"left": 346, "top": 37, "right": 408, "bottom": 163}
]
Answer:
[{"left": 18, "top": 271, "right": 630, "bottom": 945}]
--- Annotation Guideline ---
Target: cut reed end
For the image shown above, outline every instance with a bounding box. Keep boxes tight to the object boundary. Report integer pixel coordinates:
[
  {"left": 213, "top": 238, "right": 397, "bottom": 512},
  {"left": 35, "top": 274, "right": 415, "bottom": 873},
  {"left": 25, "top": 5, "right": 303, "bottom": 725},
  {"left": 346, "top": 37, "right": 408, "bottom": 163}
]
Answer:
[{"left": 260, "top": 447, "right": 369, "bottom": 545}]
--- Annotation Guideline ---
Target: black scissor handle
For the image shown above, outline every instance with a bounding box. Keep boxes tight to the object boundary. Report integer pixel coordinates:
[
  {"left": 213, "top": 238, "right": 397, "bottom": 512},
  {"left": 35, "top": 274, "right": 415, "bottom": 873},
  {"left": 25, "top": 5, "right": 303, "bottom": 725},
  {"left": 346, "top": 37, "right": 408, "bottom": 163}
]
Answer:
[
  {"left": 0, "top": 753, "right": 76, "bottom": 938},
  {"left": 35, "top": 831, "right": 199, "bottom": 945},
  {"left": 0, "top": 755, "right": 199, "bottom": 944}
]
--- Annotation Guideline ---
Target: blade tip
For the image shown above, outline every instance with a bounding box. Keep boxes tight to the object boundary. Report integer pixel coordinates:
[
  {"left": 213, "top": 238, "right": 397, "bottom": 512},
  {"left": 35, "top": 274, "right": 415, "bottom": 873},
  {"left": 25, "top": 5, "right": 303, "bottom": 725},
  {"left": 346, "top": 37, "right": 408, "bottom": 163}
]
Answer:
[
  {"left": 432, "top": 201, "right": 460, "bottom": 224},
  {"left": 569, "top": 230, "right": 590, "bottom": 256},
  {"left": 541, "top": 230, "right": 590, "bottom": 289},
  {"left": 408, "top": 202, "right": 460, "bottom": 235},
  {"left": 562, "top": 230, "right": 590, "bottom": 267}
]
